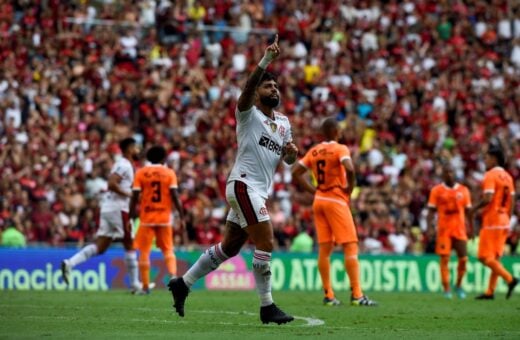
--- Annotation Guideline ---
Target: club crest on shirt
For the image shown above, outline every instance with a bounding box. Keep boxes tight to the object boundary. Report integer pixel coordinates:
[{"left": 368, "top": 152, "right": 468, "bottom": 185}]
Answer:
[
  {"left": 279, "top": 125, "right": 286, "bottom": 138},
  {"left": 270, "top": 122, "right": 277, "bottom": 133}
]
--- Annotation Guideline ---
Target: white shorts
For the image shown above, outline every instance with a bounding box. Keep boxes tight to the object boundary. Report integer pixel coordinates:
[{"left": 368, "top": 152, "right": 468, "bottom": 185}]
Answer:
[
  {"left": 226, "top": 181, "right": 270, "bottom": 228},
  {"left": 96, "top": 211, "right": 130, "bottom": 239}
]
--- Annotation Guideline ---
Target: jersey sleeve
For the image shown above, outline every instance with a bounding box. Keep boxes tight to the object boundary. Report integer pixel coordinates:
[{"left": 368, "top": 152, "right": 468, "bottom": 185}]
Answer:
[
  {"left": 482, "top": 172, "right": 496, "bottom": 194},
  {"left": 427, "top": 187, "right": 438, "bottom": 208},
  {"left": 299, "top": 149, "right": 313, "bottom": 170},
  {"left": 111, "top": 161, "right": 127, "bottom": 178},
  {"left": 338, "top": 145, "right": 352, "bottom": 163},
  {"left": 132, "top": 170, "right": 142, "bottom": 191},
  {"left": 235, "top": 106, "right": 254, "bottom": 124}
]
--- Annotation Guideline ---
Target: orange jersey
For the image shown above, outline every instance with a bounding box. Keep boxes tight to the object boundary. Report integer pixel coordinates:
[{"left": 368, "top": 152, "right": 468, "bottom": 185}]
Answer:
[
  {"left": 481, "top": 167, "right": 515, "bottom": 229},
  {"left": 133, "top": 164, "right": 178, "bottom": 226},
  {"left": 299, "top": 141, "right": 351, "bottom": 202},
  {"left": 428, "top": 183, "right": 472, "bottom": 232}
]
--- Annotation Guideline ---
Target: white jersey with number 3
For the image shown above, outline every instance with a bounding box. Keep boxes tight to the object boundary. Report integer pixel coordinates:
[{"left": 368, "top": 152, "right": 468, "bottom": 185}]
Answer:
[
  {"left": 228, "top": 105, "right": 293, "bottom": 198},
  {"left": 100, "top": 157, "right": 134, "bottom": 213}
]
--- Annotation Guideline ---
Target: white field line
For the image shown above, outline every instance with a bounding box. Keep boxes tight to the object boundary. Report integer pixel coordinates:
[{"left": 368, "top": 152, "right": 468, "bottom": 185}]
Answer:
[{"left": 1, "top": 304, "right": 325, "bottom": 327}]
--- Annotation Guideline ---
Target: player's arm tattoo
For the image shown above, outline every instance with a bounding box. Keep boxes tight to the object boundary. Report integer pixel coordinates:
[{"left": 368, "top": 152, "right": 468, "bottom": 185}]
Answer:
[{"left": 237, "top": 66, "right": 265, "bottom": 112}]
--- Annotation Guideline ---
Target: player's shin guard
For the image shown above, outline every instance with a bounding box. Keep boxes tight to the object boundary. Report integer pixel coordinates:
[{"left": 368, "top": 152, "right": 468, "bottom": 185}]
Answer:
[
  {"left": 456, "top": 256, "right": 467, "bottom": 288},
  {"left": 440, "top": 255, "right": 450, "bottom": 292},
  {"left": 318, "top": 244, "right": 334, "bottom": 299},
  {"left": 183, "top": 243, "right": 229, "bottom": 287},
  {"left": 344, "top": 243, "right": 362, "bottom": 299},
  {"left": 124, "top": 250, "right": 140, "bottom": 289},
  {"left": 138, "top": 252, "right": 151, "bottom": 290},
  {"left": 253, "top": 250, "right": 273, "bottom": 307},
  {"left": 68, "top": 244, "right": 98, "bottom": 267}
]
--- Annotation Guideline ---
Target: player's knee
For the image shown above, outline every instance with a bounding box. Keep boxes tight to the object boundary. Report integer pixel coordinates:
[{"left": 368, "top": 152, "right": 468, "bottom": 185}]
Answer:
[
  {"left": 251, "top": 233, "right": 274, "bottom": 253},
  {"left": 479, "top": 257, "right": 490, "bottom": 265}
]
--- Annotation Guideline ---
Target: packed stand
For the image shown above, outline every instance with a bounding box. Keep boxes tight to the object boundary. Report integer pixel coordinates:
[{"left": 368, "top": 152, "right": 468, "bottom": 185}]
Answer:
[{"left": 0, "top": 0, "right": 519, "bottom": 255}]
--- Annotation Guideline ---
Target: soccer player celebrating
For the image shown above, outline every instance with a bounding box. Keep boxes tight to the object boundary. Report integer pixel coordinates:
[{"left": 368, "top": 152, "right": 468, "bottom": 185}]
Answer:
[
  {"left": 426, "top": 164, "right": 472, "bottom": 299},
  {"left": 292, "top": 117, "right": 377, "bottom": 307},
  {"left": 471, "top": 146, "right": 518, "bottom": 300},
  {"left": 129, "top": 145, "right": 185, "bottom": 294},
  {"left": 168, "top": 34, "right": 297, "bottom": 324},
  {"left": 61, "top": 137, "right": 141, "bottom": 292}
]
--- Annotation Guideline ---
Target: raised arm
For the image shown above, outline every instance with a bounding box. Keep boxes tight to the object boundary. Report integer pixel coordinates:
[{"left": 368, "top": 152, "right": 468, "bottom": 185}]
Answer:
[{"left": 237, "top": 34, "right": 280, "bottom": 112}]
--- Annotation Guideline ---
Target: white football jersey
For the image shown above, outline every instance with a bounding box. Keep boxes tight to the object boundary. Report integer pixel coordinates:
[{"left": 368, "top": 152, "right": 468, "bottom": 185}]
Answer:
[
  {"left": 228, "top": 105, "right": 293, "bottom": 198},
  {"left": 100, "top": 156, "right": 134, "bottom": 212}
]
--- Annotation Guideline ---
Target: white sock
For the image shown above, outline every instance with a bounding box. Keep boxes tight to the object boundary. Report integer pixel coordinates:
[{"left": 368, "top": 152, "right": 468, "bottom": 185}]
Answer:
[
  {"left": 183, "top": 243, "right": 229, "bottom": 287},
  {"left": 124, "top": 250, "right": 140, "bottom": 289},
  {"left": 67, "top": 244, "right": 98, "bottom": 268},
  {"left": 253, "top": 249, "right": 273, "bottom": 307}
]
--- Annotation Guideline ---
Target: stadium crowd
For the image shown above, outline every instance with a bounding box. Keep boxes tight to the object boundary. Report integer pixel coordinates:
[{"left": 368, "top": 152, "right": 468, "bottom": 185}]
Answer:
[{"left": 0, "top": 0, "right": 520, "bottom": 255}]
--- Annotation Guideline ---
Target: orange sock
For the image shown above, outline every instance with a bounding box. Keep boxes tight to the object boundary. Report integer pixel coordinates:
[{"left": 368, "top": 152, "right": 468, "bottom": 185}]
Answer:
[
  {"left": 484, "top": 258, "right": 513, "bottom": 284},
  {"left": 138, "top": 252, "right": 150, "bottom": 290},
  {"left": 344, "top": 243, "right": 362, "bottom": 299},
  {"left": 318, "top": 243, "right": 334, "bottom": 299},
  {"left": 486, "top": 272, "right": 499, "bottom": 295},
  {"left": 164, "top": 252, "right": 177, "bottom": 277},
  {"left": 440, "top": 256, "right": 450, "bottom": 292},
  {"left": 456, "top": 256, "right": 467, "bottom": 288}
]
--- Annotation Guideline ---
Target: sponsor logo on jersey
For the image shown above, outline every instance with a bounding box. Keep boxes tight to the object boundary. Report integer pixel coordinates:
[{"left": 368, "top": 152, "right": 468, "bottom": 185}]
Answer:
[
  {"left": 144, "top": 206, "right": 167, "bottom": 213},
  {"left": 259, "top": 133, "right": 282, "bottom": 155}
]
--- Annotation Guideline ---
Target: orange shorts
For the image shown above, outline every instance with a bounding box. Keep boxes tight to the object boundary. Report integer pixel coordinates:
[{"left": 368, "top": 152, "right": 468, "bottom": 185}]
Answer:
[
  {"left": 478, "top": 228, "right": 509, "bottom": 259},
  {"left": 313, "top": 197, "right": 357, "bottom": 244},
  {"left": 134, "top": 226, "right": 173, "bottom": 253},
  {"left": 435, "top": 227, "right": 467, "bottom": 256}
]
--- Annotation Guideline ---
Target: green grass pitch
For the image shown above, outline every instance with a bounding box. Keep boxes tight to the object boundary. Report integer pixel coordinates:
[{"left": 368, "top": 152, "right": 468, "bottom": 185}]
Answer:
[{"left": 1, "top": 290, "right": 519, "bottom": 339}]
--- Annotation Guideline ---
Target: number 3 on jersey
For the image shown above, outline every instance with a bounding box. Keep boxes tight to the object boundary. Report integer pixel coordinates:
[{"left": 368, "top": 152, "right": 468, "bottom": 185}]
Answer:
[
  {"left": 317, "top": 160, "right": 326, "bottom": 185},
  {"left": 151, "top": 181, "right": 161, "bottom": 202}
]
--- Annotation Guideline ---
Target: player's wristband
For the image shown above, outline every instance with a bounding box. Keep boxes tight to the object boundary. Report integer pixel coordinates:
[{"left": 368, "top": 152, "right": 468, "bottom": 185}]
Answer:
[{"left": 258, "top": 54, "right": 274, "bottom": 69}]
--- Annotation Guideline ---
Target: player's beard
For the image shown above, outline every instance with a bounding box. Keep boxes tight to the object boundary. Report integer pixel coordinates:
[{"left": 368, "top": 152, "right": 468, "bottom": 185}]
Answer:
[{"left": 260, "top": 95, "right": 280, "bottom": 108}]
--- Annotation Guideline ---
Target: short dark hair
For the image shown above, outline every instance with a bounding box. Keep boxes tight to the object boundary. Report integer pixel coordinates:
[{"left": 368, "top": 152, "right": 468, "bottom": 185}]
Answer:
[
  {"left": 119, "top": 137, "right": 136, "bottom": 153},
  {"left": 146, "top": 145, "right": 167, "bottom": 164},
  {"left": 487, "top": 146, "right": 505, "bottom": 167},
  {"left": 321, "top": 116, "right": 338, "bottom": 139},
  {"left": 260, "top": 71, "right": 277, "bottom": 85}
]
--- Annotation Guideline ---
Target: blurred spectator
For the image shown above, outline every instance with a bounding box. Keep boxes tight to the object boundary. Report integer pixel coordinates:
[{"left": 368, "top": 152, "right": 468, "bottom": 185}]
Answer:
[
  {"left": 1, "top": 220, "right": 26, "bottom": 248},
  {"left": 289, "top": 226, "right": 314, "bottom": 253},
  {"left": 0, "top": 0, "right": 518, "bottom": 255}
]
